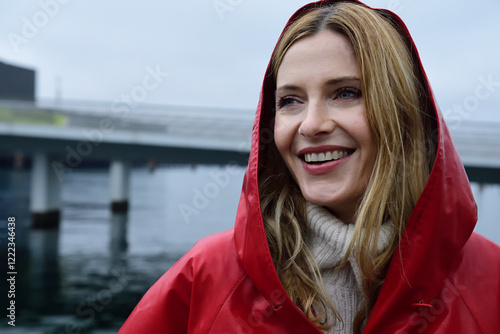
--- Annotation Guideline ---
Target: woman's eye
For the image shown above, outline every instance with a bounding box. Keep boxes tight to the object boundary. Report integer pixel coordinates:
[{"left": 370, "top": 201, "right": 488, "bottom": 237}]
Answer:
[
  {"left": 337, "top": 88, "right": 361, "bottom": 100},
  {"left": 277, "top": 97, "right": 296, "bottom": 108}
]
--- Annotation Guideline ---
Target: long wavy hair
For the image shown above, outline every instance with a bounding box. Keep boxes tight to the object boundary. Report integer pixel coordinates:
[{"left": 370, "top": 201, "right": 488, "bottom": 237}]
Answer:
[{"left": 258, "top": 2, "right": 436, "bottom": 332}]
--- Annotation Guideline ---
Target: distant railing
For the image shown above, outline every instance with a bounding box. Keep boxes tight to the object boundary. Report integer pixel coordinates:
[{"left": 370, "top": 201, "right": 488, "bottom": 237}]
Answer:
[{"left": 0, "top": 98, "right": 255, "bottom": 142}]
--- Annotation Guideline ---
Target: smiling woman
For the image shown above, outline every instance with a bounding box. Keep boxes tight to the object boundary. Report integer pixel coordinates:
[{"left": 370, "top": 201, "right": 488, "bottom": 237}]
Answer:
[
  {"left": 259, "top": 3, "right": 434, "bottom": 331},
  {"left": 118, "top": 1, "right": 500, "bottom": 333}
]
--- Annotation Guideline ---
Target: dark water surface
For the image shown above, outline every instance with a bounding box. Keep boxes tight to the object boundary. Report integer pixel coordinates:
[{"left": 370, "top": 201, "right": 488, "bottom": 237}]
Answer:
[
  {"left": 0, "top": 165, "right": 498, "bottom": 333},
  {"left": 0, "top": 165, "right": 244, "bottom": 333}
]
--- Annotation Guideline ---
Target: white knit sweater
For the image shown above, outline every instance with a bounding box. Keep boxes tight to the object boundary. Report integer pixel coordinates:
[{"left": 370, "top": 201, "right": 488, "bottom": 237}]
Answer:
[{"left": 305, "top": 202, "right": 394, "bottom": 333}]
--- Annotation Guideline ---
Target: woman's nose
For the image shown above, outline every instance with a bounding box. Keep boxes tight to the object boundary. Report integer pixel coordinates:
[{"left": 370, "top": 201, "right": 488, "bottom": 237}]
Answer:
[{"left": 298, "top": 101, "right": 335, "bottom": 138}]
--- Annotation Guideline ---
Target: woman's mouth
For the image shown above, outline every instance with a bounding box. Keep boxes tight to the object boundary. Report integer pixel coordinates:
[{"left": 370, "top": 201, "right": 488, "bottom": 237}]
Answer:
[{"left": 301, "top": 149, "right": 355, "bottom": 165}]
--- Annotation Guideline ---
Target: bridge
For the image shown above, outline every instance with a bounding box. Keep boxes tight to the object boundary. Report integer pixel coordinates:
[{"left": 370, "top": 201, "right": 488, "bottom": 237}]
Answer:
[{"left": 1, "top": 99, "right": 499, "bottom": 228}]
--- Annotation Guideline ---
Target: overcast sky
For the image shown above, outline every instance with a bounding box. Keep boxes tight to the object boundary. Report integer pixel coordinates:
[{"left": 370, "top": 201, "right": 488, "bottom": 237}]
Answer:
[{"left": 0, "top": 0, "right": 499, "bottom": 121}]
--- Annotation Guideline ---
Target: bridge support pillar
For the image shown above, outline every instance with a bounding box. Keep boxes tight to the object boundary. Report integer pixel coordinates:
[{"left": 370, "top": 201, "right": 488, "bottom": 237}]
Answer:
[
  {"left": 110, "top": 160, "right": 130, "bottom": 213},
  {"left": 30, "top": 152, "right": 61, "bottom": 229},
  {"left": 110, "top": 213, "right": 128, "bottom": 255}
]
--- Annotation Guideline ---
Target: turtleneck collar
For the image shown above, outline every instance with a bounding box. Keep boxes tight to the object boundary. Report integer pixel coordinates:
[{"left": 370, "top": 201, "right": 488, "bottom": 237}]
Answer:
[{"left": 306, "top": 202, "right": 394, "bottom": 285}]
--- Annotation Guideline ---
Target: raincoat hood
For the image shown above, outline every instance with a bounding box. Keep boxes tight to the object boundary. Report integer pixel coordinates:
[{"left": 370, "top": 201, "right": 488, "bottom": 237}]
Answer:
[{"left": 234, "top": 0, "right": 479, "bottom": 331}]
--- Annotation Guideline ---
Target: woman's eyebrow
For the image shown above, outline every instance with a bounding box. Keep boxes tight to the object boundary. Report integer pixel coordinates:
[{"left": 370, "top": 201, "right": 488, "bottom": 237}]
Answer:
[
  {"left": 324, "top": 76, "right": 360, "bottom": 86},
  {"left": 276, "top": 76, "right": 361, "bottom": 95},
  {"left": 275, "top": 84, "right": 302, "bottom": 96}
]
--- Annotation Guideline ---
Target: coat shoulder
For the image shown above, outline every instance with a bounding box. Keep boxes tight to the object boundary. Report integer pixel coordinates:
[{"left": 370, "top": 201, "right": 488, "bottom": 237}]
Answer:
[
  {"left": 118, "top": 228, "right": 247, "bottom": 333},
  {"left": 174, "top": 227, "right": 245, "bottom": 291},
  {"left": 462, "top": 232, "right": 500, "bottom": 259},
  {"left": 185, "top": 227, "right": 237, "bottom": 260},
  {"left": 454, "top": 232, "right": 500, "bottom": 278},
  {"left": 448, "top": 232, "right": 500, "bottom": 333}
]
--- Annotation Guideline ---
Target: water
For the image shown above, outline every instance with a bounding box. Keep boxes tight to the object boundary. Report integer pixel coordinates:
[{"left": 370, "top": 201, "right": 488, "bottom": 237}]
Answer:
[
  {"left": 0, "top": 165, "right": 244, "bottom": 333},
  {"left": 0, "top": 165, "right": 499, "bottom": 333}
]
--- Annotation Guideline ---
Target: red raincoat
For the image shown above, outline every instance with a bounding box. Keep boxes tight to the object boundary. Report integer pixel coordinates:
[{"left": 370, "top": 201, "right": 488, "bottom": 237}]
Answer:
[{"left": 118, "top": 1, "right": 500, "bottom": 333}]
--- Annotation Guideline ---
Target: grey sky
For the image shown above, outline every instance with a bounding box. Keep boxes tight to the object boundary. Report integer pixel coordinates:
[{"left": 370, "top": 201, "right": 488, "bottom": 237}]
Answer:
[{"left": 0, "top": 0, "right": 499, "bottom": 121}]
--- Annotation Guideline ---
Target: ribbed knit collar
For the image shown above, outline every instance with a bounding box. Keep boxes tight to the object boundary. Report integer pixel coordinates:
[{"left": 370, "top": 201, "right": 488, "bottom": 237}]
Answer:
[{"left": 306, "top": 202, "right": 394, "bottom": 287}]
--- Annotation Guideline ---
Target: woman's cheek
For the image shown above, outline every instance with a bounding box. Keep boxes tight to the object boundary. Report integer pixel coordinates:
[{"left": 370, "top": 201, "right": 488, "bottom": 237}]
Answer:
[{"left": 273, "top": 117, "right": 288, "bottom": 155}]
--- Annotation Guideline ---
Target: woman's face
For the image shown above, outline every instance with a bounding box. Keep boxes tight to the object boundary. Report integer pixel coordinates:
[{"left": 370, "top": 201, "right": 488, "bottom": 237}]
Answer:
[{"left": 274, "top": 29, "right": 377, "bottom": 224}]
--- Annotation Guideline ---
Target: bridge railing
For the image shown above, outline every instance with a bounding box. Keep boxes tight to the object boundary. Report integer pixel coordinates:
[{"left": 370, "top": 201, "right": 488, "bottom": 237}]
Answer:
[{"left": 0, "top": 99, "right": 255, "bottom": 143}]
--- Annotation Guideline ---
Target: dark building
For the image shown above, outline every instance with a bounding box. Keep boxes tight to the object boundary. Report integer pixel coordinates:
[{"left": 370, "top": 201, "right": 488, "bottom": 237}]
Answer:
[{"left": 0, "top": 61, "right": 35, "bottom": 101}]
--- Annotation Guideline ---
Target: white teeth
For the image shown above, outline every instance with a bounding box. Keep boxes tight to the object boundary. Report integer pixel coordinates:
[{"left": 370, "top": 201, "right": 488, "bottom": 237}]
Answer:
[{"left": 304, "top": 150, "right": 351, "bottom": 163}]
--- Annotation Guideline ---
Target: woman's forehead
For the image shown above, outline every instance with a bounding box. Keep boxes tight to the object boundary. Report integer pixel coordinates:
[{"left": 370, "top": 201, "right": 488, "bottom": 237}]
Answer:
[{"left": 276, "top": 30, "right": 359, "bottom": 91}]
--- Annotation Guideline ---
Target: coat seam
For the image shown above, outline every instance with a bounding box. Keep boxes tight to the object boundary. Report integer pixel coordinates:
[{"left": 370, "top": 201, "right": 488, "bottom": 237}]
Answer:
[
  {"left": 206, "top": 272, "right": 248, "bottom": 333},
  {"left": 447, "top": 276, "right": 484, "bottom": 334}
]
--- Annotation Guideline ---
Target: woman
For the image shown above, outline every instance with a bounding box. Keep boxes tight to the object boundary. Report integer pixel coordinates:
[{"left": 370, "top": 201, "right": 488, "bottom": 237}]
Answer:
[{"left": 119, "top": 1, "right": 500, "bottom": 333}]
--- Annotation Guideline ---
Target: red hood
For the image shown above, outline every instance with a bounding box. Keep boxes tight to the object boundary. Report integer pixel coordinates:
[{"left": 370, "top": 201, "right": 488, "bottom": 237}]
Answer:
[{"left": 233, "top": 0, "right": 477, "bottom": 332}]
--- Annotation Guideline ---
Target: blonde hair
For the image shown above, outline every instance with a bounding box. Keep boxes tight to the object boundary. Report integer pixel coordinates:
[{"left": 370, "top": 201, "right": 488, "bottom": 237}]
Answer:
[{"left": 259, "top": 2, "right": 436, "bottom": 332}]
